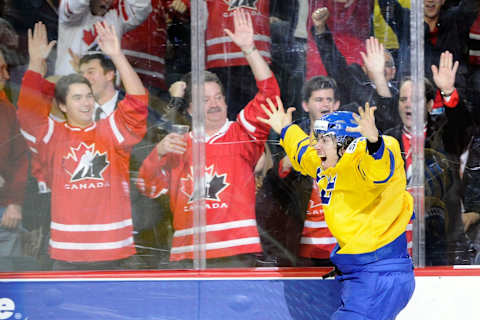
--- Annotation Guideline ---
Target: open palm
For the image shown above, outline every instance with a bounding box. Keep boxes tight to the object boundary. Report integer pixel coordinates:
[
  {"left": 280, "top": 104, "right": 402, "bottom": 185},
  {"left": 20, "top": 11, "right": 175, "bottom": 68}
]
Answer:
[{"left": 224, "top": 9, "right": 254, "bottom": 51}]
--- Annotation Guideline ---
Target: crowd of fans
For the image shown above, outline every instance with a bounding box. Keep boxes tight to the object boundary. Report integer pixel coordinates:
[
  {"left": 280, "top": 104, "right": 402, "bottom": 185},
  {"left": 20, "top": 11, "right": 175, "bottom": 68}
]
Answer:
[{"left": 1, "top": 0, "right": 480, "bottom": 272}]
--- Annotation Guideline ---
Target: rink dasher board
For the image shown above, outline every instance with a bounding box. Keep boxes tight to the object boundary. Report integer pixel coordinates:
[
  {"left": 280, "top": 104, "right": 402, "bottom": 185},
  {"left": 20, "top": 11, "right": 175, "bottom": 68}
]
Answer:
[{"left": 1, "top": 267, "right": 480, "bottom": 320}]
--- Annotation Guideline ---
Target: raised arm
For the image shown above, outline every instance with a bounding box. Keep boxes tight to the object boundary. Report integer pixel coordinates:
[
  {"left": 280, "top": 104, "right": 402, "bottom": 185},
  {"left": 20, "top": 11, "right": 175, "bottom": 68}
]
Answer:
[
  {"left": 361, "top": 37, "right": 392, "bottom": 98},
  {"left": 431, "top": 50, "right": 458, "bottom": 98},
  {"left": 59, "top": 0, "right": 90, "bottom": 24},
  {"left": 27, "top": 22, "right": 56, "bottom": 75},
  {"left": 224, "top": 9, "right": 272, "bottom": 81},
  {"left": 95, "top": 22, "right": 146, "bottom": 95}
]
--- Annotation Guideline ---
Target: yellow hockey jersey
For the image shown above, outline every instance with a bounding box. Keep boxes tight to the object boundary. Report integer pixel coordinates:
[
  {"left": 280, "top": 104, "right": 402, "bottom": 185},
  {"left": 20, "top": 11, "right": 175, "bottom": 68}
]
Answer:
[{"left": 280, "top": 125, "right": 413, "bottom": 255}]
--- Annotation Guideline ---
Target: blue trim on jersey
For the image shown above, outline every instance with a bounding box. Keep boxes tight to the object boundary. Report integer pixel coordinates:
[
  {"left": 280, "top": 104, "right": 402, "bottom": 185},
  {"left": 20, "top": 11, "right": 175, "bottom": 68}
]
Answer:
[
  {"left": 373, "top": 150, "right": 395, "bottom": 184},
  {"left": 369, "top": 137, "right": 385, "bottom": 160},
  {"left": 297, "top": 143, "right": 309, "bottom": 164},
  {"left": 330, "top": 232, "right": 410, "bottom": 269},
  {"left": 280, "top": 124, "right": 293, "bottom": 140}
]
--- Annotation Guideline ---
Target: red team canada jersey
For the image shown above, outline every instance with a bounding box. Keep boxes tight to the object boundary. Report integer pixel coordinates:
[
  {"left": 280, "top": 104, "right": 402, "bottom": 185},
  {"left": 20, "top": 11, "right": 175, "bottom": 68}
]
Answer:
[
  {"left": 17, "top": 71, "right": 148, "bottom": 262},
  {"left": 122, "top": 0, "right": 168, "bottom": 90},
  {"left": 299, "top": 182, "right": 337, "bottom": 259},
  {"left": 205, "top": 0, "right": 271, "bottom": 69},
  {"left": 138, "top": 76, "right": 279, "bottom": 261}
]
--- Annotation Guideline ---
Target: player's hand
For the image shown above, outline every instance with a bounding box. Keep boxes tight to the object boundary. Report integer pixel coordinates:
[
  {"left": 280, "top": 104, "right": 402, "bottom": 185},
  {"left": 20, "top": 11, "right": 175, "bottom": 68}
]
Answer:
[
  {"left": 224, "top": 9, "right": 255, "bottom": 53},
  {"left": 95, "top": 22, "right": 121, "bottom": 57},
  {"left": 257, "top": 96, "right": 296, "bottom": 134},
  {"left": 157, "top": 133, "right": 187, "bottom": 157},
  {"left": 312, "top": 7, "right": 329, "bottom": 34},
  {"left": 1, "top": 204, "right": 22, "bottom": 229},
  {"left": 347, "top": 102, "right": 379, "bottom": 143},
  {"left": 462, "top": 212, "right": 480, "bottom": 232}
]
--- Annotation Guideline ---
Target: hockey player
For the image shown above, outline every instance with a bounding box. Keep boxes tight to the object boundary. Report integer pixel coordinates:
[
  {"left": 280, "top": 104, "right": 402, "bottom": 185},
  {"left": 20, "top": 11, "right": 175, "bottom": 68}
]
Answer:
[
  {"left": 258, "top": 100, "right": 415, "bottom": 319},
  {"left": 136, "top": 9, "right": 280, "bottom": 267},
  {"left": 17, "top": 21, "right": 148, "bottom": 270}
]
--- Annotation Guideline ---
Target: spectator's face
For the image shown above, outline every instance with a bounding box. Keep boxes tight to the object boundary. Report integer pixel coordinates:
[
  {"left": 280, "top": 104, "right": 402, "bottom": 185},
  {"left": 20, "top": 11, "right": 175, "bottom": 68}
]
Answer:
[
  {"left": 203, "top": 81, "right": 228, "bottom": 129},
  {"left": 0, "top": 52, "right": 9, "bottom": 91},
  {"left": 90, "top": 0, "right": 113, "bottom": 16},
  {"left": 79, "top": 59, "right": 114, "bottom": 100},
  {"left": 399, "top": 80, "right": 413, "bottom": 130},
  {"left": 59, "top": 83, "right": 95, "bottom": 128},
  {"left": 303, "top": 88, "right": 340, "bottom": 121},
  {"left": 311, "top": 133, "right": 339, "bottom": 169},
  {"left": 424, "top": 0, "right": 445, "bottom": 20}
]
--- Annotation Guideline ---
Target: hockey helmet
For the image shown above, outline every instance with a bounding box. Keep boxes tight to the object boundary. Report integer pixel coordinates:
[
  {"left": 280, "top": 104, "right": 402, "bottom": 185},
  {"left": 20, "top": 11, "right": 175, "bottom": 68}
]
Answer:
[{"left": 312, "top": 111, "right": 361, "bottom": 146}]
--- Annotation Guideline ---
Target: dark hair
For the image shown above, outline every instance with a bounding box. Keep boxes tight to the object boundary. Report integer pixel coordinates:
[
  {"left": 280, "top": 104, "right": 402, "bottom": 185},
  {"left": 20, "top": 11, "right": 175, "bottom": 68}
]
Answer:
[
  {"left": 302, "top": 76, "right": 338, "bottom": 102},
  {"left": 79, "top": 52, "right": 116, "bottom": 74},
  {"left": 183, "top": 71, "right": 224, "bottom": 104},
  {"left": 400, "top": 76, "right": 436, "bottom": 102},
  {"left": 55, "top": 73, "right": 92, "bottom": 105}
]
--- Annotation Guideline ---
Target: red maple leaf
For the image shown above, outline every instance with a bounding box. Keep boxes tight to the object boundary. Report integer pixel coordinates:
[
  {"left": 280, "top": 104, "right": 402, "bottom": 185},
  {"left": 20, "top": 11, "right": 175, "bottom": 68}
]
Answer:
[{"left": 82, "top": 26, "right": 98, "bottom": 47}]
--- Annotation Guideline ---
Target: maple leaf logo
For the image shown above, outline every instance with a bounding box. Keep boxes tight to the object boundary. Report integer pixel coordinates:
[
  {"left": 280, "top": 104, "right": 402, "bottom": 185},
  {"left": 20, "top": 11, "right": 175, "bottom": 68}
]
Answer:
[
  {"left": 180, "top": 165, "right": 230, "bottom": 203},
  {"left": 63, "top": 143, "right": 110, "bottom": 182},
  {"left": 224, "top": 0, "right": 258, "bottom": 11},
  {"left": 82, "top": 25, "right": 99, "bottom": 48}
]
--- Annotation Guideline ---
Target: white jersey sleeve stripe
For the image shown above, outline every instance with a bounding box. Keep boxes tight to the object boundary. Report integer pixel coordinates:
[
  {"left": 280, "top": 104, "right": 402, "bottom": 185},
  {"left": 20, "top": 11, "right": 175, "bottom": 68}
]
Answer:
[
  {"left": 50, "top": 236, "right": 133, "bottom": 250},
  {"left": 304, "top": 221, "right": 328, "bottom": 228},
  {"left": 239, "top": 109, "right": 256, "bottom": 134},
  {"left": 300, "top": 237, "right": 337, "bottom": 245},
  {"left": 43, "top": 117, "right": 55, "bottom": 144},
  {"left": 109, "top": 112, "right": 125, "bottom": 144},
  {"left": 20, "top": 128, "right": 36, "bottom": 144},
  {"left": 170, "top": 237, "right": 260, "bottom": 254},
  {"left": 51, "top": 218, "right": 132, "bottom": 232},
  {"left": 173, "top": 219, "right": 257, "bottom": 237}
]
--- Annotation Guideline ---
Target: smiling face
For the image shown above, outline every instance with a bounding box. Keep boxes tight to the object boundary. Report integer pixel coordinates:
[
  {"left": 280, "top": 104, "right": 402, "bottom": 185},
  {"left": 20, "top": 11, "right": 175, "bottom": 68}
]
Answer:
[
  {"left": 188, "top": 81, "right": 228, "bottom": 134},
  {"left": 59, "top": 83, "right": 96, "bottom": 128}
]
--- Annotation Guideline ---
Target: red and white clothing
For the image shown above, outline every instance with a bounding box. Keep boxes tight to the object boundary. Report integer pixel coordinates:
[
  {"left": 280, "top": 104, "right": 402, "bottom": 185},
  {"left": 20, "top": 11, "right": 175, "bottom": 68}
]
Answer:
[
  {"left": 299, "top": 182, "right": 336, "bottom": 259},
  {"left": 122, "top": 0, "right": 168, "bottom": 90},
  {"left": 56, "top": 0, "right": 151, "bottom": 75},
  {"left": 205, "top": 0, "right": 271, "bottom": 69},
  {"left": 137, "top": 76, "right": 279, "bottom": 261},
  {"left": 306, "top": 0, "right": 371, "bottom": 79},
  {"left": 17, "top": 70, "right": 148, "bottom": 262}
]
